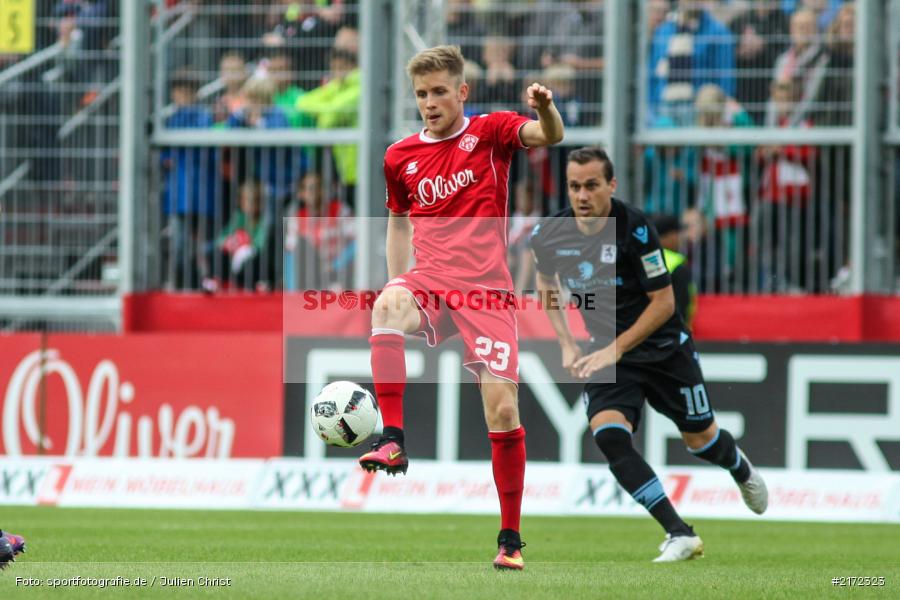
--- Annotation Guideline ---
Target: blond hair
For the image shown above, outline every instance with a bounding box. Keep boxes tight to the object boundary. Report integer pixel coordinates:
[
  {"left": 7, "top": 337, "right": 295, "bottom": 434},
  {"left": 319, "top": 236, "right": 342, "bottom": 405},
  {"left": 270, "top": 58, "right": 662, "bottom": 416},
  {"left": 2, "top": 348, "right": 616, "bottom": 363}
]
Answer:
[
  {"left": 463, "top": 59, "right": 483, "bottom": 81},
  {"left": 243, "top": 76, "right": 276, "bottom": 104},
  {"left": 695, "top": 83, "right": 726, "bottom": 111},
  {"left": 695, "top": 83, "right": 726, "bottom": 127},
  {"left": 827, "top": 2, "right": 854, "bottom": 53},
  {"left": 406, "top": 45, "right": 465, "bottom": 82},
  {"left": 542, "top": 63, "right": 576, "bottom": 84}
]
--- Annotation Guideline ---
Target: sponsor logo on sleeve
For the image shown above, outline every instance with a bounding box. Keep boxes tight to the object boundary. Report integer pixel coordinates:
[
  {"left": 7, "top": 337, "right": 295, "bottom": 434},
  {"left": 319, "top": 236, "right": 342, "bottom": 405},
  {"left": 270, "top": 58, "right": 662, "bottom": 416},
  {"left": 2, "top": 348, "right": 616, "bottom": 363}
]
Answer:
[
  {"left": 641, "top": 250, "right": 667, "bottom": 278},
  {"left": 632, "top": 226, "right": 649, "bottom": 244}
]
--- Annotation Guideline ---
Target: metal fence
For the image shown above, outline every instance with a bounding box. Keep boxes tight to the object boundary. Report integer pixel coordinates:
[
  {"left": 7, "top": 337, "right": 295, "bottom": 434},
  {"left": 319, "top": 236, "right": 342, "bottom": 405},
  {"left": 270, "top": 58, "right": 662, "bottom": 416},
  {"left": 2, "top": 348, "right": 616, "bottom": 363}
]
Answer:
[
  {"left": 639, "top": 0, "right": 856, "bottom": 129},
  {"left": 393, "top": 0, "right": 604, "bottom": 129},
  {"left": 143, "top": 0, "right": 362, "bottom": 292},
  {"left": 635, "top": 142, "right": 851, "bottom": 294},
  {"left": 153, "top": 1, "right": 361, "bottom": 132},
  {"left": 0, "top": 1, "right": 120, "bottom": 332},
  {"left": 1, "top": 0, "right": 898, "bottom": 333},
  {"left": 148, "top": 143, "right": 357, "bottom": 292},
  {"left": 888, "top": 1, "right": 900, "bottom": 291}
]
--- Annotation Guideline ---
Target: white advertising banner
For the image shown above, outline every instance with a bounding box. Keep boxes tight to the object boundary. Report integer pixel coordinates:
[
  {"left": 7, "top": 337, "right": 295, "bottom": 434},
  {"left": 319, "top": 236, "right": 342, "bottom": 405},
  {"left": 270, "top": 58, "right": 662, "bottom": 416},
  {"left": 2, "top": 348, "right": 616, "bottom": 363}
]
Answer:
[
  {"left": 255, "top": 458, "right": 355, "bottom": 510},
  {"left": 568, "top": 466, "right": 900, "bottom": 523},
  {"left": 335, "top": 461, "right": 571, "bottom": 515},
  {"left": 0, "top": 457, "right": 58, "bottom": 506},
  {"left": 0, "top": 458, "right": 266, "bottom": 509},
  {"left": 2, "top": 457, "right": 899, "bottom": 523},
  {"left": 254, "top": 460, "right": 900, "bottom": 523}
]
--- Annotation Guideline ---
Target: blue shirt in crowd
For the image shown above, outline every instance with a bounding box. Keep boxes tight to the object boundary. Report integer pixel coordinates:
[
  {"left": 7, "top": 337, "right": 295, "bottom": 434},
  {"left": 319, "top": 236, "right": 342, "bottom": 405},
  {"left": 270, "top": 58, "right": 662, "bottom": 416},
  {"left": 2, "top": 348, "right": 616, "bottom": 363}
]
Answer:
[
  {"left": 226, "top": 106, "right": 304, "bottom": 200},
  {"left": 648, "top": 10, "right": 736, "bottom": 124},
  {"left": 160, "top": 106, "right": 217, "bottom": 217}
]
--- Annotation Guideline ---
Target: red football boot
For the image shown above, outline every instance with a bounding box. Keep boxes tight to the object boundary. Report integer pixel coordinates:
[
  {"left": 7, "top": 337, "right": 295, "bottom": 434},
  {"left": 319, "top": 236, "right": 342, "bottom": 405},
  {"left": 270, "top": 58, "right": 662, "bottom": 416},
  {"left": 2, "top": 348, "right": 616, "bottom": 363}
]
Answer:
[
  {"left": 493, "top": 529, "right": 525, "bottom": 571},
  {"left": 358, "top": 438, "right": 408, "bottom": 476}
]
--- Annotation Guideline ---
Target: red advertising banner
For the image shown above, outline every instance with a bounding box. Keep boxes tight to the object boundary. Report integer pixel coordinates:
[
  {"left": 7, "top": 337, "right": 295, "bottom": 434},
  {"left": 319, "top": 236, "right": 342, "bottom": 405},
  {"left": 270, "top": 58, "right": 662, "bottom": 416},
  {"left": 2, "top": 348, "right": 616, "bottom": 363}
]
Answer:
[
  {"left": 125, "top": 292, "right": 900, "bottom": 342},
  {"left": 0, "top": 334, "right": 283, "bottom": 458}
]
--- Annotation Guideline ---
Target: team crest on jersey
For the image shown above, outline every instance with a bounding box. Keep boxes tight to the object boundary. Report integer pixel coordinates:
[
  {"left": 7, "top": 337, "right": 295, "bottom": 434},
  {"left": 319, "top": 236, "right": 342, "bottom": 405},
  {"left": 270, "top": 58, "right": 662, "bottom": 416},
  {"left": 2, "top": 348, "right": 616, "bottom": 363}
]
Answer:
[
  {"left": 458, "top": 134, "right": 479, "bottom": 152},
  {"left": 601, "top": 244, "right": 617, "bottom": 263}
]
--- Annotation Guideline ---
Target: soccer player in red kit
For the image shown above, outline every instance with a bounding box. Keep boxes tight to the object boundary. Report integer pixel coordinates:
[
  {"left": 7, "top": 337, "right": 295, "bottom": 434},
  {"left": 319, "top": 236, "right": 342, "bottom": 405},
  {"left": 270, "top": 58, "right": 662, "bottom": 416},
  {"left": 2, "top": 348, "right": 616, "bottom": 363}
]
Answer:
[{"left": 358, "top": 45, "right": 564, "bottom": 569}]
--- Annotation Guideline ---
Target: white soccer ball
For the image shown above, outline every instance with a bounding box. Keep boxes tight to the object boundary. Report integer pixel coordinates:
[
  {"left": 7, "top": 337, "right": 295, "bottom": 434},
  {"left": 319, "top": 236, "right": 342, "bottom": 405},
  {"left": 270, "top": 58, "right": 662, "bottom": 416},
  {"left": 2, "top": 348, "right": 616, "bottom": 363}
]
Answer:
[{"left": 310, "top": 381, "right": 379, "bottom": 448}]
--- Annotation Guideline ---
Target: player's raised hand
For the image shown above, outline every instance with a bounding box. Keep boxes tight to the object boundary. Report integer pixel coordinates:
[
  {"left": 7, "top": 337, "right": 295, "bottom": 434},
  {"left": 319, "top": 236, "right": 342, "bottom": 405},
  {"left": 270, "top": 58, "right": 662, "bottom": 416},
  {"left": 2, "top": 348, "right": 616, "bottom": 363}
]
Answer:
[
  {"left": 526, "top": 83, "right": 554, "bottom": 111},
  {"left": 572, "top": 343, "right": 621, "bottom": 379}
]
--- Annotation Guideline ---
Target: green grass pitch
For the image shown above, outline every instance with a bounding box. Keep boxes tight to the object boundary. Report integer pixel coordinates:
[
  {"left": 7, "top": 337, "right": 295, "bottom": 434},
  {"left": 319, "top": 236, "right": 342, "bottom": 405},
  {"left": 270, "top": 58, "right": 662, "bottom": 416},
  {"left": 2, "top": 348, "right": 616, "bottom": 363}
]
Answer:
[{"left": 1, "top": 506, "right": 898, "bottom": 599}]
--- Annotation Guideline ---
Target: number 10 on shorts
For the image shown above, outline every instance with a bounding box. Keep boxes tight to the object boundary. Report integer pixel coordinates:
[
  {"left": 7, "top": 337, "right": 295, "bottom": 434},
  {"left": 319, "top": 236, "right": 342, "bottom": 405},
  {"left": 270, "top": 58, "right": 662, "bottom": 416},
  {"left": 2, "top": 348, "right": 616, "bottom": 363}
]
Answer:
[
  {"left": 474, "top": 336, "right": 511, "bottom": 371},
  {"left": 680, "top": 384, "right": 710, "bottom": 417}
]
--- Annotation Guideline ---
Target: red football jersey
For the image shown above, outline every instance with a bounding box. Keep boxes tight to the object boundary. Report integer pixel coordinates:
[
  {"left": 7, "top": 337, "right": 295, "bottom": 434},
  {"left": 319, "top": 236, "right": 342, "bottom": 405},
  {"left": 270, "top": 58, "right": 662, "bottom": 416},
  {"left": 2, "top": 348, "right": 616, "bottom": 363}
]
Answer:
[{"left": 384, "top": 112, "right": 532, "bottom": 289}]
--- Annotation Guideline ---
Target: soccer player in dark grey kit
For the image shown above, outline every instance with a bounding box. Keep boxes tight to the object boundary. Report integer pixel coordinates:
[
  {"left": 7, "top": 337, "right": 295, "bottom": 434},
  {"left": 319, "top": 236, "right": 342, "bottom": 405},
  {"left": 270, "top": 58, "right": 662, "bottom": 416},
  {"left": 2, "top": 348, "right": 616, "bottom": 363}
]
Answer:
[{"left": 530, "top": 147, "right": 768, "bottom": 562}]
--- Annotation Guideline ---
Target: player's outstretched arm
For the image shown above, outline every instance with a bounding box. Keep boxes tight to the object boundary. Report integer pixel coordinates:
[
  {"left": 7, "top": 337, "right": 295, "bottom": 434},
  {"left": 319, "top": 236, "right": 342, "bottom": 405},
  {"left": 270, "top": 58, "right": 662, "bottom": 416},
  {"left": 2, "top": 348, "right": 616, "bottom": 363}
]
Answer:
[
  {"left": 572, "top": 285, "right": 675, "bottom": 379},
  {"left": 617, "top": 285, "right": 676, "bottom": 355},
  {"left": 519, "top": 83, "right": 565, "bottom": 148},
  {"left": 386, "top": 211, "right": 413, "bottom": 280},
  {"left": 536, "top": 270, "right": 583, "bottom": 377}
]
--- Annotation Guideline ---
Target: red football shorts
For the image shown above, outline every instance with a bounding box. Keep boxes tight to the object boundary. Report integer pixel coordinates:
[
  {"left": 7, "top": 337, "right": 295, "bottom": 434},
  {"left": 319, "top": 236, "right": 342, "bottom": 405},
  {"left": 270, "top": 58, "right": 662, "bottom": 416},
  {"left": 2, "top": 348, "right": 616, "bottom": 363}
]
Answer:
[{"left": 384, "top": 270, "right": 519, "bottom": 384}]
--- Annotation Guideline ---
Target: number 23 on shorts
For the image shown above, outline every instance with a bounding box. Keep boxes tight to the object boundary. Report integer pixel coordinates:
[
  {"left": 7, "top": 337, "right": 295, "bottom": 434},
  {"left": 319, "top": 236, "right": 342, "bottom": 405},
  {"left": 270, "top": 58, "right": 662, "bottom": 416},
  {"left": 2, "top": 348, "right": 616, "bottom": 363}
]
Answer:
[{"left": 474, "top": 336, "right": 511, "bottom": 371}]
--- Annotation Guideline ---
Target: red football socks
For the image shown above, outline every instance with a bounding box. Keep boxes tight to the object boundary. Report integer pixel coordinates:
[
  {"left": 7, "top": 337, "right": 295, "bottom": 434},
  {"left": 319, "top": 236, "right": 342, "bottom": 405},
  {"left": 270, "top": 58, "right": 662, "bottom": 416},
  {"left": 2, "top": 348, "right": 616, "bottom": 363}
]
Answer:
[
  {"left": 369, "top": 330, "right": 406, "bottom": 430},
  {"left": 489, "top": 426, "right": 526, "bottom": 532}
]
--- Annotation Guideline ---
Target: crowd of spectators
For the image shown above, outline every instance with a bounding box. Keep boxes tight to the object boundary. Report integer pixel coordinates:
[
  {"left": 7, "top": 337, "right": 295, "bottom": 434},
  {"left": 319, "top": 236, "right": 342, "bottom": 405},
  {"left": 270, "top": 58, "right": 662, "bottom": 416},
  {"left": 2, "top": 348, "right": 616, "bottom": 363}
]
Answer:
[
  {"left": 3, "top": 0, "right": 885, "bottom": 297},
  {"left": 0, "top": 1, "right": 121, "bottom": 293},
  {"left": 154, "top": 0, "right": 861, "bottom": 295},
  {"left": 158, "top": 0, "right": 359, "bottom": 291},
  {"left": 641, "top": 0, "right": 858, "bottom": 293},
  {"left": 444, "top": 0, "right": 860, "bottom": 292},
  {"left": 447, "top": 0, "right": 604, "bottom": 127},
  {"left": 0, "top": 1, "right": 119, "bottom": 182},
  {"left": 647, "top": 0, "right": 855, "bottom": 128},
  {"left": 640, "top": 74, "right": 844, "bottom": 293}
]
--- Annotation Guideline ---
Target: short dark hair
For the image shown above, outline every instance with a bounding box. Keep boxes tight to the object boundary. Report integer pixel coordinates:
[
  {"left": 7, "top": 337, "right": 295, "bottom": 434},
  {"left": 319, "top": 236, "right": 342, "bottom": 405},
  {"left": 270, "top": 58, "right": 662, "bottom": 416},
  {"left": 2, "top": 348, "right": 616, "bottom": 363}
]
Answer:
[
  {"left": 330, "top": 48, "right": 358, "bottom": 67},
  {"left": 268, "top": 52, "right": 293, "bottom": 64},
  {"left": 170, "top": 68, "right": 200, "bottom": 94},
  {"left": 567, "top": 147, "right": 614, "bottom": 182},
  {"left": 652, "top": 213, "right": 682, "bottom": 237}
]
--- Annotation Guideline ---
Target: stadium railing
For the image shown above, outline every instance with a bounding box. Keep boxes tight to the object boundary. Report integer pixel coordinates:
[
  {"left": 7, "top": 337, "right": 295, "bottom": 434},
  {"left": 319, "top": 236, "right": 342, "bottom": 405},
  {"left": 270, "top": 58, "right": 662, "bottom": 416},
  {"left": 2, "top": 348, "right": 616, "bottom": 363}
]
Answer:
[
  {"left": 633, "top": 0, "right": 891, "bottom": 295},
  {"left": 1, "top": 0, "right": 898, "bottom": 333},
  {"left": 887, "top": 0, "right": 900, "bottom": 291},
  {"left": 145, "top": 0, "right": 362, "bottom": 294},
  {"left": 0, "top": 3, "right": 121, "bottom": 332}
]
